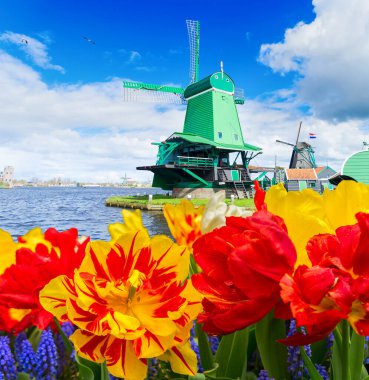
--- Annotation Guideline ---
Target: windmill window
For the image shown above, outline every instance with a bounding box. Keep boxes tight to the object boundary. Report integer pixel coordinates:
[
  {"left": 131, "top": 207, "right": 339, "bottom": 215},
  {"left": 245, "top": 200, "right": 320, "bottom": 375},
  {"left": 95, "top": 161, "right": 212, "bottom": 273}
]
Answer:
[
  {"left": 234, "top": 134, "right": 239, "bottom": 141},
  {"left": 215, "top": 75, "right": 219, "bottom": 79},
  {"left": 218, "top": 132, "right": 223, "bottom": 139},
  {"left": 226, "top": 78, "right": 230, "bottom": 82}
]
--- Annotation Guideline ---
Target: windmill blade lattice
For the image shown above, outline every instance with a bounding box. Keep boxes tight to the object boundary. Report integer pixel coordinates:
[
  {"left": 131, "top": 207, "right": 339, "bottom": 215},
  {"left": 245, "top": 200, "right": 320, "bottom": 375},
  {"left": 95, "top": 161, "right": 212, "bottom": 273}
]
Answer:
[
  {"left": 122, "top": 81, "right": 186, "bottom": 104},
  {"left": 186, "top": 20, "right": 200, "bottom": 84}
]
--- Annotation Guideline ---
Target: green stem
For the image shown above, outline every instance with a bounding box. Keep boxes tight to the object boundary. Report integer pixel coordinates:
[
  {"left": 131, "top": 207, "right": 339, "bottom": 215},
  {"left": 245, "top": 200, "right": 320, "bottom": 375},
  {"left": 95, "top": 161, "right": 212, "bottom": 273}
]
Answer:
[
  {"left": 189, "top": 254, "right": 199, "bottom": 276},
  {"left": 342, "top": 320, "right": 351, "bottom": 380},
  {"left": 195, "top": 322, "right": 215, "bottom": 371},
  {"left": 350, "top": 330, "right": 366, "bottom": 380},
  {"left": 255, "top": 312, "right": 288, "bottom": 379}
]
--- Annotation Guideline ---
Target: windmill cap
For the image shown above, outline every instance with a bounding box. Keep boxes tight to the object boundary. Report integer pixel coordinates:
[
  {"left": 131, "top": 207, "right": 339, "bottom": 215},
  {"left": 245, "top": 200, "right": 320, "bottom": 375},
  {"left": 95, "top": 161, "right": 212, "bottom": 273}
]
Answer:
[{"left": 184, "top": 71, "right": 235, "bottom": 99}]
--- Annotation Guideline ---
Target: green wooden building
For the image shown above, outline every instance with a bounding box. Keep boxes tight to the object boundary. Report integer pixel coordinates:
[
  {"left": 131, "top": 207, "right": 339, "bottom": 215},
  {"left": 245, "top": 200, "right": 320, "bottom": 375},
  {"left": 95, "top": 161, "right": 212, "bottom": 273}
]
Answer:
[
  {"left": 137, "top": 71, "right": 262, "bottom": 198},
  {"left": 342, "top": 147, "right": 369, "bottom": 184},
  {"left": 124, "top": 20, "right": 262, "bottom": 198}
]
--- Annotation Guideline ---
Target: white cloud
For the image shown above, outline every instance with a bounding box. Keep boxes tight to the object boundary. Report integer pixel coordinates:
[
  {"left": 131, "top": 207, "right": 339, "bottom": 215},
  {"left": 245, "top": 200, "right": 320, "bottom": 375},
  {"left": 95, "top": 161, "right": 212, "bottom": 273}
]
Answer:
[
  {"left": 259, "top": 0, "right": 369, "bottom": 120},
  {"left": 238, "top": 95, "right": 367, "bottom": 172},
  {"left": 0, "top": 50, "right": 185, "bottom": 182},
  {"left": 128, "top": 50, "right": 141, "bottom": 63},
  {"left": 0, "top": 14, "right": 368, "bottom": 185},
  {"left": 0, "top": 46, "right": 366, "bottom": 183},
  {"left": 0, "top": 31, "right": 64, "bottom": 73}
]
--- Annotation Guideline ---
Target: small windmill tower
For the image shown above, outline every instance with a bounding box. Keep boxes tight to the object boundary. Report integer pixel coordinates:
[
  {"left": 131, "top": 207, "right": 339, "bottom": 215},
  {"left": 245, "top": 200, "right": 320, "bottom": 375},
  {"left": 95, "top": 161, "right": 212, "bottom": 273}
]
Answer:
[
  {"left": 123, "top": 20, "right": 261, "bottom": 198},
  {"left": 276, "top": 122, "right": 317, "bottom": 169},
  {"left": 121, "top": 173, "right": 131, "bottom": 187}
]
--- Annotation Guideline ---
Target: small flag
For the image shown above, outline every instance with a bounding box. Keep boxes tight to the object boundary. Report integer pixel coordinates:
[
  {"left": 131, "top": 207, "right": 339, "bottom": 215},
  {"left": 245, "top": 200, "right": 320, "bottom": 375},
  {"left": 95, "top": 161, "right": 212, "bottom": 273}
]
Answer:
[{"left": 309, "top": 133, "right": 317, "bottom": 139}]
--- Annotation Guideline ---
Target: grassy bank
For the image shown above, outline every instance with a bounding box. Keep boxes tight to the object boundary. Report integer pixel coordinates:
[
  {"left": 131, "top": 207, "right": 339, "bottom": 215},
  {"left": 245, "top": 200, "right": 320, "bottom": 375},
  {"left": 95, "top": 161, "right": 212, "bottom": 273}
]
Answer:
[{"left": 106, "top": 194, "right": 256, "bottom": 210}]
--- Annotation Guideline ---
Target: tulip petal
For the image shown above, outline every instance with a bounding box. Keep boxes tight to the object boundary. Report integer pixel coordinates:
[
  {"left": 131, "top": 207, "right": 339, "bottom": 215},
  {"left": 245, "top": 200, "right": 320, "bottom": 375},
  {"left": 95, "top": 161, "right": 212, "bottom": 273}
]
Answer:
[{"left": 159, "top": 341, "right": 197, "bottom": 376}]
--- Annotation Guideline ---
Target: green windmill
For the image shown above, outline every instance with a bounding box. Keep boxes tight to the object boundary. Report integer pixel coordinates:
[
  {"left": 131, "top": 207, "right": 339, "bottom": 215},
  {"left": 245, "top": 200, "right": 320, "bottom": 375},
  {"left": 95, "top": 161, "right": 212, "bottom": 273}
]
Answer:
[{"left": 123, "top": 20, "right": 262, "bottom": 198}]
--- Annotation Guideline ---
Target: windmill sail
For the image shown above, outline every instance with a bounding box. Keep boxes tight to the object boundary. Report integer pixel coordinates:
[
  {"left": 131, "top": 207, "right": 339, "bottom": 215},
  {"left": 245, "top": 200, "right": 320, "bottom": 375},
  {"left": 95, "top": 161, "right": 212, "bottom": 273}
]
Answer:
[
  {"left": 234, "top": 87, "right": 245, "bottom": 105},
  {"left": 122, "top": 81, "right": 186, "bottom": 104},
  {"left": 276, "top": 122, "right": 317, "bottom": 169},
  {"left": 186, "top": 20, "right": 200, "bottom": 84}
]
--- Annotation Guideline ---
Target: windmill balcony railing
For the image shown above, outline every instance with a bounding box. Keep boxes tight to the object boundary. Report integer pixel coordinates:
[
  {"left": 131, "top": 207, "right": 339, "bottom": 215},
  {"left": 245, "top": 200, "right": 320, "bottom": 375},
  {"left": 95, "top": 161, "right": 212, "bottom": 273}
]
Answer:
[{"left": 176, "top": 156, "right": 214, "bottom": 168}]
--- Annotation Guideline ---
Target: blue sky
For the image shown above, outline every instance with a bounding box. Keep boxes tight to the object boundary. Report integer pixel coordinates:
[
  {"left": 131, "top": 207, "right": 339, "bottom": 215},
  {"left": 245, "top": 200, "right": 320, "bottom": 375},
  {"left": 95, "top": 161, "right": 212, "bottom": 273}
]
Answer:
[
  {"left": 0, "top": 0, "right": 314, "bottom": 95},
  {"left": 0, "top": 0, "right": 368, "bottom": 182}
]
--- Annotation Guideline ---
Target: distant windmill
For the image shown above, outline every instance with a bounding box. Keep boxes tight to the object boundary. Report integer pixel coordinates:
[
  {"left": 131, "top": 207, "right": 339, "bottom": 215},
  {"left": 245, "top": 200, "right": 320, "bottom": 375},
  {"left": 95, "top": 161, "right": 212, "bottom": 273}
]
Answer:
[
  {"left": 121, "top": 173, "right": 131, "bottom": 187},
  {"left": 122, "top": 20, "right": 245, "bottom": 105},
  {"left": 276, "top": 121, "right": 317, "bottom": 169}
]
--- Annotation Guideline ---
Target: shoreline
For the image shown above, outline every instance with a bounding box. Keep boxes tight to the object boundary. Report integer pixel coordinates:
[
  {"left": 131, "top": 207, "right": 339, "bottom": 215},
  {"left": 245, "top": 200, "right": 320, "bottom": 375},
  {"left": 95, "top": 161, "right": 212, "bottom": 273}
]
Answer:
[
  {"left": 105, "top": 200, "right": 165, "bottom": 211},
  {"left": 105, "top": 195, "right": 256, "bottom": 211}
]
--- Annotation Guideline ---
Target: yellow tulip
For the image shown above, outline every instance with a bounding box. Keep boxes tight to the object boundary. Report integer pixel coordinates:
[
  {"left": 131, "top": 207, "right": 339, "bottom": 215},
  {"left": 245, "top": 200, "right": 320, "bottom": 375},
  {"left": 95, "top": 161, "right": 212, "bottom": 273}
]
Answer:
[{"left": 264, "top": 180, "right": 369, "bottom": 267}]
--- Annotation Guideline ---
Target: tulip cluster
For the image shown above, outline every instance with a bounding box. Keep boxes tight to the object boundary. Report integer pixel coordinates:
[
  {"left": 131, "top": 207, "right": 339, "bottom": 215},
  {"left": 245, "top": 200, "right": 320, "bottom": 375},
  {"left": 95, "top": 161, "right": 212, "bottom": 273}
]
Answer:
[{"left": 1, "top": 180, "right": 369, "bottom": 380}]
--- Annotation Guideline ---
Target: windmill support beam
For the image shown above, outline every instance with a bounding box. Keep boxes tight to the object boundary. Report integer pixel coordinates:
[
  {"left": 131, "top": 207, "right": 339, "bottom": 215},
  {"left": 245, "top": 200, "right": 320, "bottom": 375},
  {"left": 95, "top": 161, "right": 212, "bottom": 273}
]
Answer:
[{"left": 181, "top": 168, "right": 211, "bottom": 187}]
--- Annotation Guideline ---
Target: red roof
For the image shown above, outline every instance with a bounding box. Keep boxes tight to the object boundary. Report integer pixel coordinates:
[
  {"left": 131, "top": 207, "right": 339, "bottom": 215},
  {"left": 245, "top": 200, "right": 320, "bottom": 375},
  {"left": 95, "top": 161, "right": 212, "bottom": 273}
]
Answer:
[
  {"left": 286, "top": 168, "right": 318, "bottom": 180},
  {"left": 314, "top": 166, "right": 326, "bottom": 174}
]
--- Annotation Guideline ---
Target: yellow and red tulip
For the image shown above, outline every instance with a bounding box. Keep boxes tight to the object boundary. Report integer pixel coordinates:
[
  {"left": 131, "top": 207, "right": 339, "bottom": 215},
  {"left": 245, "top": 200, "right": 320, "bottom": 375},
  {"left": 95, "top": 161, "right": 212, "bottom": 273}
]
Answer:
[
  {"left": 40, "top": 228, "right": 202, "bottom": 379},
  {"left": 163, "top": 199, "right": 204, "bottom": 250},
  {"left": 280, "top": 212, "right": 369, "bottom": 345},
  {"left": 255, "top": 180, "right": 369, "bottom": 268}
]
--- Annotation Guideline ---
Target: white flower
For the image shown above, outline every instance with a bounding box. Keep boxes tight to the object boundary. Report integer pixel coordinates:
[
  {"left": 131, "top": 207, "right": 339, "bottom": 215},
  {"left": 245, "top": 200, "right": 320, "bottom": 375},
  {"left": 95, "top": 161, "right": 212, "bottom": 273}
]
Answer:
[{"left": 201, "top": 192, "right": 252, "bottom": 234}]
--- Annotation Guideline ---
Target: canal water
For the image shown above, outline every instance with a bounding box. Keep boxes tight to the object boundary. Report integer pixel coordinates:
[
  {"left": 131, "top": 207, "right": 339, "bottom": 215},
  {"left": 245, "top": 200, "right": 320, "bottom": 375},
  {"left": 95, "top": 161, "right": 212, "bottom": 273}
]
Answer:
[{"left": 0, "top": 187, "right": 171, "bottom": 240}]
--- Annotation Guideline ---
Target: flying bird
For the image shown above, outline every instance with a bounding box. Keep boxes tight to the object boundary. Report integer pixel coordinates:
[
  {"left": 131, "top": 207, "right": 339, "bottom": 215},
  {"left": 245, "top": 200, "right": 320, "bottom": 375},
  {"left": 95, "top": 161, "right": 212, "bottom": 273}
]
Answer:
[
  {"left": 83, "top": 36, "right": 96, "bottom": 45},
  {"left": 21, "top": 38, "right": 28, "bottom": 44}
]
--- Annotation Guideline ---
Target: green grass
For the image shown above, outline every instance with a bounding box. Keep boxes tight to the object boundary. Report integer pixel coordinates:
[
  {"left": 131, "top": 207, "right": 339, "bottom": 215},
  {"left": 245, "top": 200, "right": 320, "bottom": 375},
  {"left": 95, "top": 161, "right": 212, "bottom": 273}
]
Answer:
[{"left": 106, "top": 195, "right": 256, "bottom": 209}]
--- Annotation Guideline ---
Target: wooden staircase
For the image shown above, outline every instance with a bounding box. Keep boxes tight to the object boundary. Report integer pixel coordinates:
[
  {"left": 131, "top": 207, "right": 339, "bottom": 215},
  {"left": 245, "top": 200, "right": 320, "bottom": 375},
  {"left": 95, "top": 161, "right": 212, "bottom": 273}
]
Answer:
[
  {"left": 217, "top": 168, "right": 228, "bottom": 182},
  {"left": 233, "top": 181, "right": 253, "bottom": 199}
]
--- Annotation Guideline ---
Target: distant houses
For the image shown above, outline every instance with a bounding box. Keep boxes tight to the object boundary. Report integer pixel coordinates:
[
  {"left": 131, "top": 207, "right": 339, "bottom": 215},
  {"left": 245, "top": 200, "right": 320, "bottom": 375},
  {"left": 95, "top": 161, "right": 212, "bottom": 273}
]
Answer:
[
  {"left": 284, "top": 166, "right": 336, "bottom": 192},
  {"left": 254, "top": 165, "right": 337, "bottom": 193}
]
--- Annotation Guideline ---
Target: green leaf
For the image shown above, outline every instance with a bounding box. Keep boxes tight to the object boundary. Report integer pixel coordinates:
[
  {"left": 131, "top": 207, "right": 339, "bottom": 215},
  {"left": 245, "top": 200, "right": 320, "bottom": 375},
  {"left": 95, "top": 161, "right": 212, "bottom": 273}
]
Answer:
[
  {"left": 204, "top": 375, "right": 236, "bottom": 380},
  {"left": 332, "top": 327, "right": 343, "bottom": 378},
  {"left": 100, "top": 362, "right": 110, "bottom": 380},
  {"left": 310, "top": 338, "right": 331, "bottom": 364},
  {"left": 255, "top": 312, "right": 288, "bottom": 380},
  {"left": 17, "top": 373, "right": 31, "bottom": 380},
  {"left": 332, "top": 331, "right": 343, "bottom": 380},
  {"left": 75, "top": 354, "right": 102, "bottom": 380},
  {"left": 214, "top": 327, "right": 249, "bottom": 379},
  {"left": 349, "top": 330, "right": 365, "bottom": 380},
  {"left": 361, "top": 365, "right": 368, "bottom": 379},
  {"left": 188, "top": 375, "right": 206, "bottom": 380},
  {"left": 53, "top": 317, "right": 74, "bottom": 356},
  {"left": 190, "top": 254, "right": 199, "bottom": 276},
  {"left": 195, "top": 322, "right": 215, "bottom": 371},
  {"left": 341, "top": 320, "right": 352, "bottom": 380},
  {"left": 300, "top": 346, "right": 324, "bottom": 380},
  {"left": 27, "top": 327, "right": 42, "bottom": 352},
  {"left": 244, "top": 372, "right": 257, "bottom": 380}
]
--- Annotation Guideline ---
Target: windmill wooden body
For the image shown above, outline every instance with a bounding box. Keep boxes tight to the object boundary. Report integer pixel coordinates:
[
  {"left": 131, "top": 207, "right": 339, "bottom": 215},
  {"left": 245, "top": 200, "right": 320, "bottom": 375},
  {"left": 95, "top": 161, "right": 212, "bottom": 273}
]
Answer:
[
  {"left": 123, "top": 21, "right": 261, "bottom": 198},
  {"left": 276, "top": 122, "right": 317, "bottom": 169}
]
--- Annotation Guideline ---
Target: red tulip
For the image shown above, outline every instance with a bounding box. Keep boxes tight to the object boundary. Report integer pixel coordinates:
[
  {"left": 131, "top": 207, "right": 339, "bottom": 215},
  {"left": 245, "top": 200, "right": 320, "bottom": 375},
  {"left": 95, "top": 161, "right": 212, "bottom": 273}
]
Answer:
[{"left": 192, "top": 211, "right": 296, "bottom": 335}]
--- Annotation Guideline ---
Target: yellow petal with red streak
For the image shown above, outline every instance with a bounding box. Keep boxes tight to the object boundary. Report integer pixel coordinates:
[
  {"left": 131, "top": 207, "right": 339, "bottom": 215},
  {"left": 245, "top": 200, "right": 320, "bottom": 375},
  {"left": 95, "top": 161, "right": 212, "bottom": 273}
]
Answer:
[
  {"left": 159, "top": 340, "right": 197, "bottom": 376},
  {"left": 150, "top": 235, "right": 190, "bottom": 282},
  {"left": 39, "top": 275, "right": 74, "bottom": 322}
]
